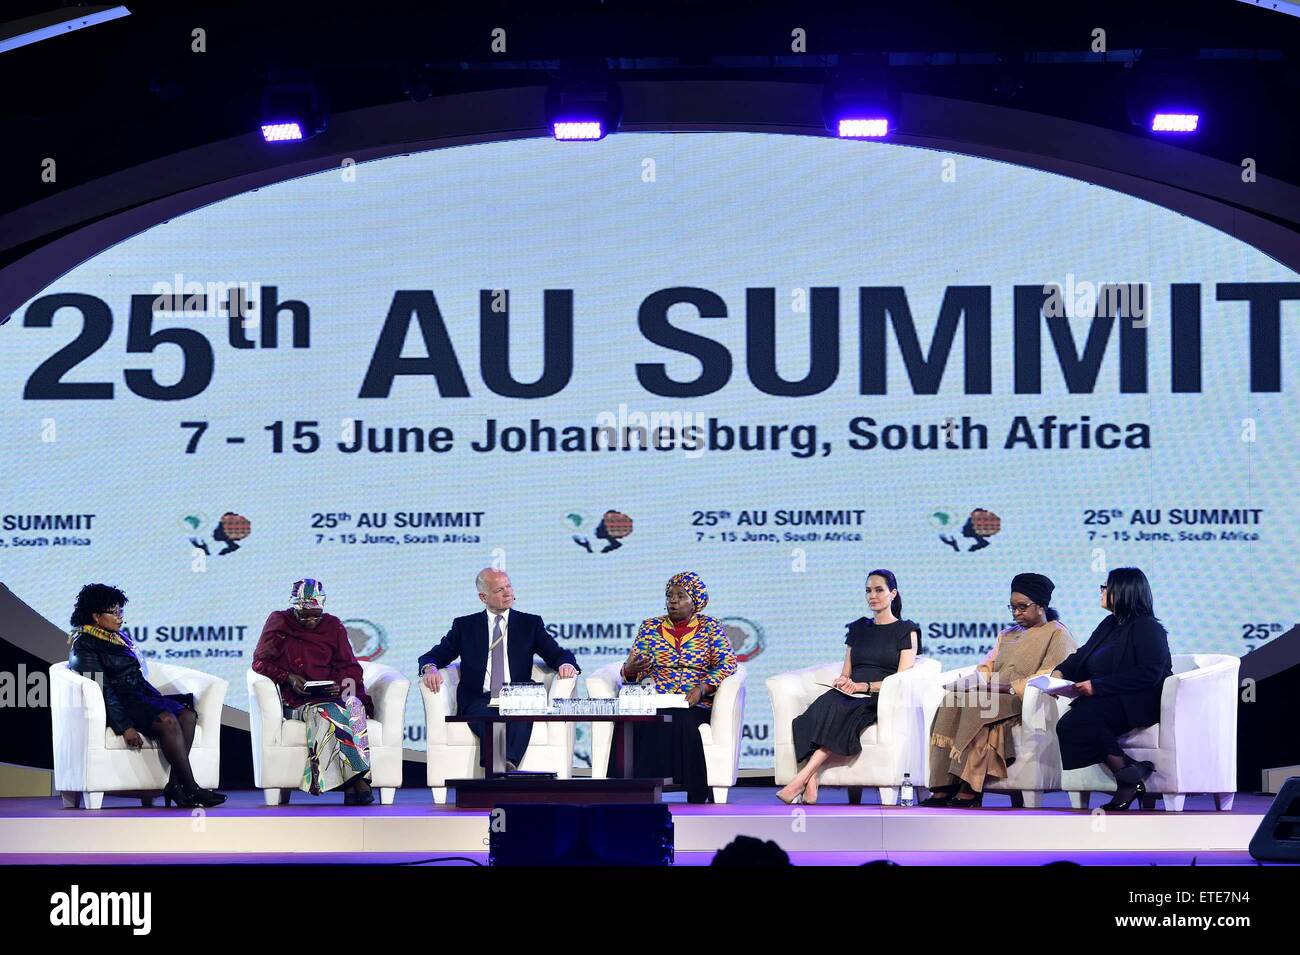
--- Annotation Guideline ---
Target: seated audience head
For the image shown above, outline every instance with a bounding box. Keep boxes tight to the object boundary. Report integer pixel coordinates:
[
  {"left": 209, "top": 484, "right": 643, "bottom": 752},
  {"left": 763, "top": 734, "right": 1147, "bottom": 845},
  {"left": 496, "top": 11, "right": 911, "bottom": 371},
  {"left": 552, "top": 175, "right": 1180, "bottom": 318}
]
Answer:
[{"left": 711, "top": 835, "right": 791, "bottom": 866}]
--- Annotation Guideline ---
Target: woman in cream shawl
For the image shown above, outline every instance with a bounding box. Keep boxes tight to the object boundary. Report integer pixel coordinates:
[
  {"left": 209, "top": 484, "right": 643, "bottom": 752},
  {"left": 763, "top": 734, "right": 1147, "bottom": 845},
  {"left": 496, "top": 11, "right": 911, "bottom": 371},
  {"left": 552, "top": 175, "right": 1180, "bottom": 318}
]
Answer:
[{"left": 923, "top": 573, "right": 1076, "bottom": 807}]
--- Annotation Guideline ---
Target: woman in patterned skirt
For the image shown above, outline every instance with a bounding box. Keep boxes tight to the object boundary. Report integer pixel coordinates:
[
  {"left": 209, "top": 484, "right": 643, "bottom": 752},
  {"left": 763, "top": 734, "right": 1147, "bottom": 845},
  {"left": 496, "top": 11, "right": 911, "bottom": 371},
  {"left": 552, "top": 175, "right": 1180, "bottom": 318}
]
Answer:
[{"left": 252, "top": 578, "right": 376, "bottom": 804}]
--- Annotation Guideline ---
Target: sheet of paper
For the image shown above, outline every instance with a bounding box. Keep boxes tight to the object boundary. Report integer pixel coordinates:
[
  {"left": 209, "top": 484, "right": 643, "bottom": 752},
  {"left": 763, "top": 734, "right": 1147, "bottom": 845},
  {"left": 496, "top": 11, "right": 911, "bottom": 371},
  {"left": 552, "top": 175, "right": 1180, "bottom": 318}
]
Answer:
[
  {"left": 653, "top": 693, "right": 689, "bottom": 708},
  {"left": 946, "top": 672, "right": 987, "bottom": 692},
  {"left": 1025, "top": 675, "right": 1075, "bottom": 694}
]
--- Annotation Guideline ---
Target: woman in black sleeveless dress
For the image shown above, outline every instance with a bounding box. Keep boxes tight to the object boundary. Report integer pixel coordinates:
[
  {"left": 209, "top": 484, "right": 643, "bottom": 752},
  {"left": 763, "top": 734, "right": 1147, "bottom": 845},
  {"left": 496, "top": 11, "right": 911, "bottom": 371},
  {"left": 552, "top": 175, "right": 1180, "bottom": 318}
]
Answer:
[{"left": 778, "top": 570, "right": 921, "bottom": 804}]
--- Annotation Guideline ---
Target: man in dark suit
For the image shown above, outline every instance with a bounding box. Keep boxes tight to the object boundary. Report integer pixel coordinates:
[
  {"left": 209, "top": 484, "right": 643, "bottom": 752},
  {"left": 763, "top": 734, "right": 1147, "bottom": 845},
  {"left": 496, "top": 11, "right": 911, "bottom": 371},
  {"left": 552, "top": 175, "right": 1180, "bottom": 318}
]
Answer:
[{"left": 418, "top": 568, "right": 578, "bottom": 771}]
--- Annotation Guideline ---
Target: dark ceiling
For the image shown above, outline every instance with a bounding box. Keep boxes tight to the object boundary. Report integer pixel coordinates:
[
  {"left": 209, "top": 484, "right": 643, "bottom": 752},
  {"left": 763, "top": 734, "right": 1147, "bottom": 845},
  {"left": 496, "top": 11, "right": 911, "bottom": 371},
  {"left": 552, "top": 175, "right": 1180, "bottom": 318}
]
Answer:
[{"left": 1, "top": 0, "right": 1298, "bottom": 220}]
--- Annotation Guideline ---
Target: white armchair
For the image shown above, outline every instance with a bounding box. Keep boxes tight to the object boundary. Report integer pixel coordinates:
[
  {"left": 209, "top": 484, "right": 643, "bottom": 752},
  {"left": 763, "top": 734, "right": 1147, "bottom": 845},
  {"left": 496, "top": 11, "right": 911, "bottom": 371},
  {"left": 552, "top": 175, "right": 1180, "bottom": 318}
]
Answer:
[
  {"left": 51, "top": 660, "right": 227, "bottom": 810},
  {"left": 769, "top": 657, "right": 941, "bottom": 804},
  {"left": 920, "top": 664, "right": 1065, "bottom": 807},
  {"left": 421, "top": 662, "right": 576, "bottom": 804},
  {"left": 247, "top": 661, "right": 409, "bottom": 805},
  {"left": 1060, "top": 653, "right": 1240, "bottom": 812},
  {"left": 586, "top": 663, "right": 747, "bottom": 804}
]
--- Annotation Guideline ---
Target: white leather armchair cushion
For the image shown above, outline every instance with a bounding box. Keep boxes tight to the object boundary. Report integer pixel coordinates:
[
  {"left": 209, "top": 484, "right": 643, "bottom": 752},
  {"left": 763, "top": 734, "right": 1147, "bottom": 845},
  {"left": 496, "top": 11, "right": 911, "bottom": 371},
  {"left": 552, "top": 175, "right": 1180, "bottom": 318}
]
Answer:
[
  {"left": 769, "top": 657, "right": 941, "bottom": 789},
  {"left": 921, "top": 663, "right": 1065, "bottom": 795},
  {"left": 422, "top": 661, "right": 577, "bottom": 798},
  {"left": 246, "top": 660, "right": 409, "bottom": 803},
  {"left": 279, "top": 719, "right": 307, "bottom": 747},
  {"left": 1059, "top": 653, "right": 1240, "bottom": 809},
  {"left": 51, "top": 660, "right": 228, "bottom": 806}
]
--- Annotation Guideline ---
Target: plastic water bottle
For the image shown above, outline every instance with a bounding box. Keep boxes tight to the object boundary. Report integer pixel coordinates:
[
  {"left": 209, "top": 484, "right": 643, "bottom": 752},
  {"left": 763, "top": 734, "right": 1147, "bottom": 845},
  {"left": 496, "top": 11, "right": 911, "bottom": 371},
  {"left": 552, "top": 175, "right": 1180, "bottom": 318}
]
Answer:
[{"left": 900, "top": 773, "right": 915, "bottom": 807}]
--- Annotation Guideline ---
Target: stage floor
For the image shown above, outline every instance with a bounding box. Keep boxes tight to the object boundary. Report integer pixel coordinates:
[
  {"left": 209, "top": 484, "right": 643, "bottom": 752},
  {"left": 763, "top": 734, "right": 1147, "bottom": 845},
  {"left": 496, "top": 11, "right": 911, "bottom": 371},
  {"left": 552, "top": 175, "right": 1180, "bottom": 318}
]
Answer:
[{"left": 0, "top": 787, "right": 1284, "bottom": 866}]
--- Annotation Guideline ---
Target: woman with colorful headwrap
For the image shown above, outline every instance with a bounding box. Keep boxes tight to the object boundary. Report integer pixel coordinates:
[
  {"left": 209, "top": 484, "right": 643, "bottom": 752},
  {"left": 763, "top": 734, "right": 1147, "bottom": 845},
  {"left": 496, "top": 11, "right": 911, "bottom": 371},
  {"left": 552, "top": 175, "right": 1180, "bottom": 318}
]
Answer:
[
  {"left": 779, "top": 570, "right": 921, "bottom": 805},
  {"left": 923, "top": 572, "right": 1076, "bottom": 807},
  {"left": 251, "top": 578, "right": 376, "bottom": 804},
  {"left": 620, "top": 571, "right": 738, "bottom": 803}
]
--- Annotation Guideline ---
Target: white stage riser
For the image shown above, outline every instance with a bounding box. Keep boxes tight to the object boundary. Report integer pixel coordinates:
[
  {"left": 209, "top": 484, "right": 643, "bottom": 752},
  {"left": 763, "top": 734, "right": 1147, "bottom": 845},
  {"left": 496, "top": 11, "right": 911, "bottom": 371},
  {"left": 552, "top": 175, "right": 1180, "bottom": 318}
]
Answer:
[{"left": 0, "top": 811, "right": 1263, "bottom": 855}]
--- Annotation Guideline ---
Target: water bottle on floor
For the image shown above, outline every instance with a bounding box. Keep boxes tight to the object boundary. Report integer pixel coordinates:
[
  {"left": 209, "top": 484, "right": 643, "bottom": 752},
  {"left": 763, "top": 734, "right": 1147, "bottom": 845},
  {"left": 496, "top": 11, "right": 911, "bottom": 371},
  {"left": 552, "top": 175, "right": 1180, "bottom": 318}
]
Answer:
[{"left": 900, "top": 773, "right": 915, "bottom": 807}]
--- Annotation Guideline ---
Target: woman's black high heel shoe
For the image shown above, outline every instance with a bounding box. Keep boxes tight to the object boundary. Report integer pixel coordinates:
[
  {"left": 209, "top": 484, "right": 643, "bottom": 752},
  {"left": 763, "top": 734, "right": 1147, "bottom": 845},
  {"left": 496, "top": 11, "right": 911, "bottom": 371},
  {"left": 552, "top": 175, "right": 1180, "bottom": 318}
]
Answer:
[
  {"left": 343, "top": 779, "right": 375, "bottom": 806},
  {"left": 192, "top": 787, "right": 227, "bottom": 808},
  {"left": 948, "top": 790, "right": 984, "bottom": 808},
  {"left": 162, "top": 780, "right": 204, "bottom": 808},
  {"left": 1100, "top": 780, "right": 1147, "bottom": 812},
  {"left": 921, "top": 787, "right": 958, "bottom": 807}
]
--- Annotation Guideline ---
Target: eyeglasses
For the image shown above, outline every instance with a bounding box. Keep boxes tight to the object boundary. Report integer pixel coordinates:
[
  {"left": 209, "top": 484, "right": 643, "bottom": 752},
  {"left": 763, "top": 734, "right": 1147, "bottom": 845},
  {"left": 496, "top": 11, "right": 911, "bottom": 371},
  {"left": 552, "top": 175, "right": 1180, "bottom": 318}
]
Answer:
[
  {"left": 102, "top": 606, "right": 124, "bottom": 618},
  {"left": 1007, "top": 602, "right": 1036, "bottom": 613}
]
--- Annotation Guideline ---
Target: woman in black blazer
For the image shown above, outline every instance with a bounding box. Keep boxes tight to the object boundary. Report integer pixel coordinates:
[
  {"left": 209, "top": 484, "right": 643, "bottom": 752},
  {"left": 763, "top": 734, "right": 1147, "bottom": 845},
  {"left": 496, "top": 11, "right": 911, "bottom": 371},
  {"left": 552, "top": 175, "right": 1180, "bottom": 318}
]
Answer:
[
  {"left": 1052, "top": 567, "right": 1172, "bottom": 811},
  {"left": 66, "top": 583, "right": 226, "bottom": 809}
]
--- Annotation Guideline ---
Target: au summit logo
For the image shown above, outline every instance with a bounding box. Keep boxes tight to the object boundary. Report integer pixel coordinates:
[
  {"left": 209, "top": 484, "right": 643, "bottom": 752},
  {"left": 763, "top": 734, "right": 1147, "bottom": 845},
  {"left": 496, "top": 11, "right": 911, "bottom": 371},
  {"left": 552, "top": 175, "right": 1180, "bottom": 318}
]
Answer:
[
  {"left": 183, "top": 510, "right": 252, "bottom": 556},
  {"left": 720, "top": 616, "right": 766, "bottom": 663},
  {"left": 564, "top": 509, "right": 634, "bottom": 554},
  {"left": 344, "top": 618, "right": 388, "bottom": 662},
  {"left": 930, "top": 507, "right": 1002, "bottom": 553}
]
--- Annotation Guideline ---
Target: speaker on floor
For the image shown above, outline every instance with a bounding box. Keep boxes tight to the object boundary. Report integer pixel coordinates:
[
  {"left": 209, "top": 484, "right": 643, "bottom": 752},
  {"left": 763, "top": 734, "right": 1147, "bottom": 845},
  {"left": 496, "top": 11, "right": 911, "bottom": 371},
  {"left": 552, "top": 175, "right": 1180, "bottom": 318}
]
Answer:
[
  {"left": 1248, "top": 776, "right": 1300, "bottom": 862},
  {"left": 488, "top": 804, "right": 674, "bottom": 866}
]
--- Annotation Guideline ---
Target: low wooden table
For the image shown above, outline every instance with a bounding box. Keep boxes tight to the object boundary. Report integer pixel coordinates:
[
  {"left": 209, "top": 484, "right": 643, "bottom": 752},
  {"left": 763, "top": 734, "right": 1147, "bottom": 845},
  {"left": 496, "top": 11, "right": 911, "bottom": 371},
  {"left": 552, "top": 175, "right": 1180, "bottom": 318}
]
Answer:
[{"left": 444, "top": 711, "right": 672, "bottom": 808}]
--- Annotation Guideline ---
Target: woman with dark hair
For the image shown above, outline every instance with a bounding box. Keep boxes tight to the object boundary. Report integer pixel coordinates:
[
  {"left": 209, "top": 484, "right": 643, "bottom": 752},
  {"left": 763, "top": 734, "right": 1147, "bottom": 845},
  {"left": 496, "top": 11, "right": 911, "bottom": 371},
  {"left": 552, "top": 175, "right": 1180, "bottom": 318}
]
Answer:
[
  {"left": 923, "top": 573, "right": 1076, "bottom": 806},
  {"left": 778, "top": 570, "right": 920, "bottom": 805},
  {"left": 1051, "top": 567, "right": 1173, "bottom": 811},
  {"left": 66, "top": 583, "right": 226, "bottom": 808}
]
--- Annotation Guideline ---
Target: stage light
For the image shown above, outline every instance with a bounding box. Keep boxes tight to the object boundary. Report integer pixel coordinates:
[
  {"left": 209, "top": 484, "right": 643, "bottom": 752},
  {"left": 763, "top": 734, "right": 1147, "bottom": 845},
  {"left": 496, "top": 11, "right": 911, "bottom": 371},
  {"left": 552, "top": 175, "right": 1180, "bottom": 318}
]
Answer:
[
  {"left": 260, "top": 122, "right": 305, "bottom": 143},
  {"left": 259, "top": 82, "right": 327, "bottom": 144},
  {"left": 1126, "top": 52, "right": 1203, "bottom": 138},
  {"left": 552, "top": 120, "right": 604, "bottom": 141},
  {"left": 1151, "top": 112, "right": 1200, "bottom": 133},
  {"left": 837, "top": 118, "right": 890, "bottom": 138},
  {"left": 545, "top": 71, "right": 621, "bottom": 141},
  {"left": 822, "top": 63, "right": 899, "bottom": 140}
]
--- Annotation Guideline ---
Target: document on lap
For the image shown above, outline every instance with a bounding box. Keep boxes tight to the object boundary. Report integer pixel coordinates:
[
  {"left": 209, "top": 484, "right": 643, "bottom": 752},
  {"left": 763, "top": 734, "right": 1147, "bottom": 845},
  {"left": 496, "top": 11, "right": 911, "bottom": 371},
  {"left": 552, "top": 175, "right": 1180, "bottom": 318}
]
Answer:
[
  {"left": 1025, "top": 675, "right": 1076, "bottom": 695},
  {"left": 815, "top": 682, "right": 869, "bottom": 699},
  {"left": 945, "top": 672, "right": 987, "bottom": 692}
]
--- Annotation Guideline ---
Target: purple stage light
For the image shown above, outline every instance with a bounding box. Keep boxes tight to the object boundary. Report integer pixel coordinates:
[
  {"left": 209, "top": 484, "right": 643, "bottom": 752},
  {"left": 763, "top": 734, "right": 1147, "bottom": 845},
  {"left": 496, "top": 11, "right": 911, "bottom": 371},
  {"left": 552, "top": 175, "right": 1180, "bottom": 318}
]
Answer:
[
  {"left": 1151, "top": 112, "right": 1199, "bottom": 133},
  {"left": 260, "top": 121, "right": 305, "bottom": 143},
  {"left": 837, "top": 118, "right": 889, "bottom": 139},
  {"left": 552, "top": 120, "right": 604, "bottom": 141}
]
